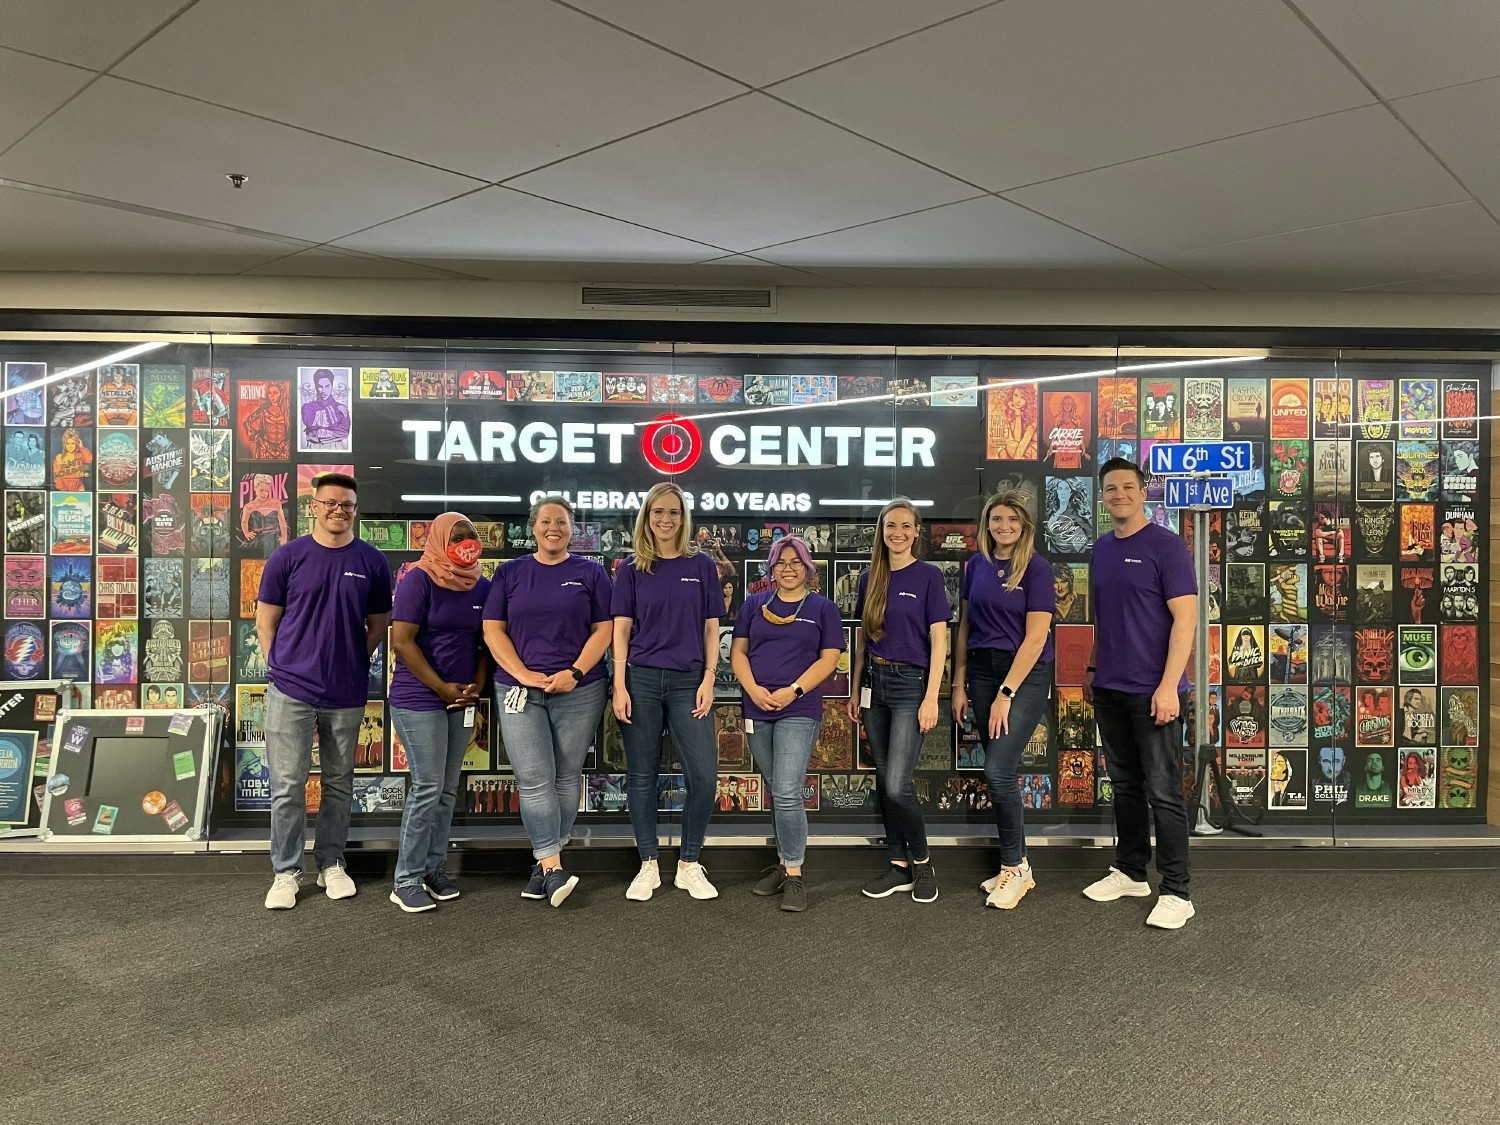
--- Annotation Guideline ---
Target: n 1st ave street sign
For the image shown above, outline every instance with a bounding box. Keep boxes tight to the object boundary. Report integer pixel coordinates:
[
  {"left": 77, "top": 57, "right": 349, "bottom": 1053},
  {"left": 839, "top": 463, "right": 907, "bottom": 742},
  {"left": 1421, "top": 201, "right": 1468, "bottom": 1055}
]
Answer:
[
  {"left": 1163, "top": 476, "right": 1235, "bottom": 509},
  {"left": 1148, "top": 441, "right": 1253, "bottom": 475}
]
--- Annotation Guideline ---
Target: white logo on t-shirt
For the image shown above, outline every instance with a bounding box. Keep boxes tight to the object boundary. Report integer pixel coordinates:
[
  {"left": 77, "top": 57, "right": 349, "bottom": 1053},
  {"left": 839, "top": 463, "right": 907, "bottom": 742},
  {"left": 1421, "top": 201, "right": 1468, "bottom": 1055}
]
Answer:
[
  {"left": 343, "top": 571, "right": 367, "bottom": 579},
  {"left": 561, "top": 581, "right": 583, "bottom": 587},
  {"left": 1124, "top": 558, "right": 1143, "bottom": 564},
  {"left": 679, "top": 577, "right": 700, "bottom": 584}
]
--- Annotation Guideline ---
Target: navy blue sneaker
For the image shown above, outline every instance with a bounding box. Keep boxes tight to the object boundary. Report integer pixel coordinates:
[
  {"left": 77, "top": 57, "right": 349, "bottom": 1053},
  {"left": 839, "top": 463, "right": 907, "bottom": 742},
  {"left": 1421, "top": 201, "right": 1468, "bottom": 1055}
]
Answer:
[
  {"left": 389, "top": 885, "right": 437, "bottom": 913},
  {"left": 544, "top": 866, "right": 580, "bottom": 908},
  {"left": 521, "top": 862, "right": 547, "bottom": 900},
  {"left": 423, "top": 867, "right": 460, "bottom": 901}
]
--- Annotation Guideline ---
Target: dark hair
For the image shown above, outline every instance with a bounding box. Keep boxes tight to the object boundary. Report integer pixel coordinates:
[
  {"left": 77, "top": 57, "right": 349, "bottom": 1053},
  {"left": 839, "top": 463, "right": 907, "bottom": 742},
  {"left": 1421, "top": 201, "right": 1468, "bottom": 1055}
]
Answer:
[
  {"left": 529, "top": 493, "right": 575, "bottom": 529},
  {"left": 1099, "top": 457, "right": 1146, "bottom": 486},
  {"left": 312, "top": 471, "right": 358, "bottom": 494}
]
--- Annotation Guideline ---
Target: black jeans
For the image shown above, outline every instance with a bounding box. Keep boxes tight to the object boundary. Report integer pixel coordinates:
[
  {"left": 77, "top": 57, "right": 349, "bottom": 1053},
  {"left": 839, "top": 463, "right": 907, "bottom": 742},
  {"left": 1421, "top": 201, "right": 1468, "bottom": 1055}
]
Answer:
[
  {"left": 863, "top": 662, "right": 930, "bottom": 864},
  {"left": 1093, "top": 687, "right": 1192, "bottom": 899},
  {"left": 968, "top": 650, "right": 1053, "bottom": 867}
]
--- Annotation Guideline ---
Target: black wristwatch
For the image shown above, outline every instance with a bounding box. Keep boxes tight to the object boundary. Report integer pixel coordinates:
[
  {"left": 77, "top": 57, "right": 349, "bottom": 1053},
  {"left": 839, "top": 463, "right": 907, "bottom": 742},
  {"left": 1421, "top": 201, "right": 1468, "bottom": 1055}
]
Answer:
[
  {"left": 568, "top": 666, "right": 583, "bottom": 681},
  {"left": 792, "top": 683, "right": 805, "bottom": 697},
  {"left": 999, "top": 684, "right": 1015, "bottom": 700}
]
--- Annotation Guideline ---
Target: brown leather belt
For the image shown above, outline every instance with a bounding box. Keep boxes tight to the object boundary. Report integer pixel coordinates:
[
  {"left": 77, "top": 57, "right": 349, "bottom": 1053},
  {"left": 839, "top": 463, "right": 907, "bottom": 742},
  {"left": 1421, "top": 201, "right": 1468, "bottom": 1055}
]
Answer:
[{"left": 870, "top": 655, "right": 915, "bottom": 667}]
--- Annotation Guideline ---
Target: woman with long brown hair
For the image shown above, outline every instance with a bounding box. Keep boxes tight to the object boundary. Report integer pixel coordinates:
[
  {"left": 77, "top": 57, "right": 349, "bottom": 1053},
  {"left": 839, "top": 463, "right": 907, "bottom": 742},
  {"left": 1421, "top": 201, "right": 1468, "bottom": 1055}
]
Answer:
[
  {"left": 951, "top": 492, "right": 1055, "bottom": 910},
  {"left": 846, "top": 499, "right": 951, "bottom": 903},
  {"left": 611, "top": 481, "right": 726, "bottom": 902}
]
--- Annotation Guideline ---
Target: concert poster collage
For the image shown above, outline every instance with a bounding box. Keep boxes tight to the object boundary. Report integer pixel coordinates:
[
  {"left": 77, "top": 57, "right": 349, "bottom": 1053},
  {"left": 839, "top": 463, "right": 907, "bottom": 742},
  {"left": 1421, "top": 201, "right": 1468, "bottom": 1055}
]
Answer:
[{"left": 1, "top": 352, "right": 1488, "bottom": 831}]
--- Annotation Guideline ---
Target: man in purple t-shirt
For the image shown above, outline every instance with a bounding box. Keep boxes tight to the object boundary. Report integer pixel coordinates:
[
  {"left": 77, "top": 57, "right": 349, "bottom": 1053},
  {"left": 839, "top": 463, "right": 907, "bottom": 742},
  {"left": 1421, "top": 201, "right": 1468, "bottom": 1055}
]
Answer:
[
  {"left": 256, "top": 472, "right": 392, "bottom": 910},
  {"left": 1082, "top": 458, "right": 1199, "bottom": 930}
]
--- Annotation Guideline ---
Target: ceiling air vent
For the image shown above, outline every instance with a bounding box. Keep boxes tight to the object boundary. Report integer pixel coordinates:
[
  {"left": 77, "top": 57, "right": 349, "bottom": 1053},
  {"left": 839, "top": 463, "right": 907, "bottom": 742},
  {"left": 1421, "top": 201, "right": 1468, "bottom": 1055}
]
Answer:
[{"left": 579, "top": 284, "right": 776, "bottom": 313}]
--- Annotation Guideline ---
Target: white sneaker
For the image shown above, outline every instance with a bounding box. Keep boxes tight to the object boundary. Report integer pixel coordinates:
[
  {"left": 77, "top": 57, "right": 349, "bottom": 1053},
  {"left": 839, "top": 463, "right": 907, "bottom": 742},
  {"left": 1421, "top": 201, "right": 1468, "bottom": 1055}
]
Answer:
[
  {"left": 264, "top": 872, "right": 300, "bottom": 910},
  {"left": 317, "top": 864, "right": 357, "bottom": 900},
  {"left": 985, "top": 863, "right": 1036, "bottom": 910},
  {"left": 1146, "top": 894, "right": 1196, "bottom": 930},
  {"left": 1082, "top": 866, "right": 1152, "bottom": 902},
  {"left": 625, "top": 861, "right": 661, "bottom": 902},
  {"left": 674, "top": 861, "right": 719, "bottom": 900}
]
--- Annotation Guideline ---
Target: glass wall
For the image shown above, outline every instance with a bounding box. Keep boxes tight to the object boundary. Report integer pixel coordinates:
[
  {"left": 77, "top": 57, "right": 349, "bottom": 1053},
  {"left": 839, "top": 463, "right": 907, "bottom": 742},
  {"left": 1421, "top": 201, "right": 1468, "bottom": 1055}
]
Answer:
[{"left": 1, "top": 325, "right": 1490, "bottom": 846}]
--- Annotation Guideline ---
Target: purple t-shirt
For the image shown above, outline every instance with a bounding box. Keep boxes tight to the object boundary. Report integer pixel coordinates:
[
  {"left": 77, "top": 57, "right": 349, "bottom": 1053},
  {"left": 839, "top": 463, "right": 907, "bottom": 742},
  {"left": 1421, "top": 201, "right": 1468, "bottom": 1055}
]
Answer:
[
  {"left": 1091, "top": 522, "right": 1197, "bottom": 694},
  {"left": 962, "top": 552, "right": 1057, "bottom": 664},
  {"left": 483, "top": 554, "right": 612, "bottom": 687},
  {"left": 258, "top": 535, "right": 393, "bottom": 709},
  {"left": 611, "top": 552, "right": 726, "bottom": 672},
  {"left": 732, "top": 591, "right": 845, "bottom": 723},
  {"left": 389, "top": 569, "right": 491, "bottom": 712},
  {"left": 854, "top": 561, "right": 951, "bottom": 666}
]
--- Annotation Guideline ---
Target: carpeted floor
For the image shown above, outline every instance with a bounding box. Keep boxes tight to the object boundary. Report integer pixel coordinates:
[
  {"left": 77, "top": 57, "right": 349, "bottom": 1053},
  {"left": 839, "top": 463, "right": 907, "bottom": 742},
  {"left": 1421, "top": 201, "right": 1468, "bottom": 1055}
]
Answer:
[{"left": 3, "top": 854, "right": 1497, "bottom": 1125}]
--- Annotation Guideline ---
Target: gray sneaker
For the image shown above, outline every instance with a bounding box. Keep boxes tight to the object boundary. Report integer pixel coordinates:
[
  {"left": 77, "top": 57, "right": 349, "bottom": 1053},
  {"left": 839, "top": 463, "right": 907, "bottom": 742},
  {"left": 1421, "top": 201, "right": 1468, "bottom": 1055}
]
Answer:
[
  {"left": 780, "top": 875, "right": 807, "bottom": 912},
  {"left": 264, "top": 871, "right": 300, "bottom": 910},
  {"left": 752, "top": 863, "right": 788, "bottom": 897}
]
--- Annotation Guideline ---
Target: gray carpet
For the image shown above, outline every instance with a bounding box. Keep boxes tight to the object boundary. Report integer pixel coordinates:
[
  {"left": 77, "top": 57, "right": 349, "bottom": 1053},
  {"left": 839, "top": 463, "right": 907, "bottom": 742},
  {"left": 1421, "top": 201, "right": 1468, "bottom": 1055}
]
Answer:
[{"left": 3, "top": 858, "right": 1497, "bottom": 1125}]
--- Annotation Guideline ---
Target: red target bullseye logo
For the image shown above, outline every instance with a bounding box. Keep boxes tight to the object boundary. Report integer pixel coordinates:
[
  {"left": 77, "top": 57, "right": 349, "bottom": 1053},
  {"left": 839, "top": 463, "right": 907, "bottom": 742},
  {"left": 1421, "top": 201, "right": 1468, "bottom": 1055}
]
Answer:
[{"left": 641, "top": 414, "right": 703, "bottom": 475}]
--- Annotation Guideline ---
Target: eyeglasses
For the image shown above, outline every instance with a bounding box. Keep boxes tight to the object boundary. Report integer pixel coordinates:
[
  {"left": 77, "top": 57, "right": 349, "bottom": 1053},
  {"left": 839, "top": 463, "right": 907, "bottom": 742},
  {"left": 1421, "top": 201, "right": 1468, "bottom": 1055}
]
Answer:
[
  {"left": 773, "top": 560, "right": 804, "bottom": 571},
  {"left": 313, "top": 499, "right": 357, "bottom": 513}
]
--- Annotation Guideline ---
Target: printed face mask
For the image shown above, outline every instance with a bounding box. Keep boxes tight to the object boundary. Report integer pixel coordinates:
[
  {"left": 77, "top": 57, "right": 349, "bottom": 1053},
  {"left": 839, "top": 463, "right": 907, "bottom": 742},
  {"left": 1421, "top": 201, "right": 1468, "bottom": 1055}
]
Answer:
[{"left": 446, "top": 538, "right": 482, "bottom": 566}]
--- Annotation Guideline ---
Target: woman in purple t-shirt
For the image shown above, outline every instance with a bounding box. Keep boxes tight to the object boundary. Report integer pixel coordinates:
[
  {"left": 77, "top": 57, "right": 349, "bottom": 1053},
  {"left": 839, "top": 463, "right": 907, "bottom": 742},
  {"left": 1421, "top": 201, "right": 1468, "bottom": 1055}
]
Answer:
[
  {"left": 847, "top": 499, "right": 950, "bottom": 904},
  {"left": 611, "top": 482, "right": 726, "bottom": 904},
  {"left": 730, "top": 535, "right": 844, "bottom": 913},
  {"left": 387, "top": 512, "right": 490, "bottom": 913},
  {"left": 951, "top": 492, "right": 1056, "bottom": 910},
  {"left": 483, "top": 496, "right": 613, "bottom": 908}
]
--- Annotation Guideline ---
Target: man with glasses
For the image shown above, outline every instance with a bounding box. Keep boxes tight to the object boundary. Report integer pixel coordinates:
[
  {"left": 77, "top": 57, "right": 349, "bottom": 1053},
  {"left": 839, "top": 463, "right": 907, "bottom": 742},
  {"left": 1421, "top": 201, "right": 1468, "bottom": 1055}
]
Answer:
[{"left": 257, "top": 472, "right": 392, "bottom": 910}]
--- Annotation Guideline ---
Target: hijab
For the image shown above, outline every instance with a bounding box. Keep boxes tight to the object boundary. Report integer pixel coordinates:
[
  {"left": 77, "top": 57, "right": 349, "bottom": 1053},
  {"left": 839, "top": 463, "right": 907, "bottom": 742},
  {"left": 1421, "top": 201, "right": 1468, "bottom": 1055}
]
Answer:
[{"left": 412, "top": 511, "right": 481, "bottom": 592}]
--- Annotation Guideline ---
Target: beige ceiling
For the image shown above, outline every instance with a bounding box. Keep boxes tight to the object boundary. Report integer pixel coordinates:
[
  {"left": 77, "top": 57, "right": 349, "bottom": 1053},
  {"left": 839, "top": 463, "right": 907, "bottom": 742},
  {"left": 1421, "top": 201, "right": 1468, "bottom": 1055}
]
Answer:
[{"left": 0, "top": 0, "right": 1497, "bottom": 292}]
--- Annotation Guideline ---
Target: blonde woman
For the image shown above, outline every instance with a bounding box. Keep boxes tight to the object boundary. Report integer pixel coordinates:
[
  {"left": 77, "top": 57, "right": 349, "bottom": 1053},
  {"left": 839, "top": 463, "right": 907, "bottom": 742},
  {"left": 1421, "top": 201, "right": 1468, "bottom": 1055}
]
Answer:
[
  {"left": 951, "top": 492, "right": 1055, "bottom": 910},
  {"left": 611, "top": 483, "right": 726, "bottom": 902},
  {"left": 847, "top": 499, "right": 950, "bottom": 903}
]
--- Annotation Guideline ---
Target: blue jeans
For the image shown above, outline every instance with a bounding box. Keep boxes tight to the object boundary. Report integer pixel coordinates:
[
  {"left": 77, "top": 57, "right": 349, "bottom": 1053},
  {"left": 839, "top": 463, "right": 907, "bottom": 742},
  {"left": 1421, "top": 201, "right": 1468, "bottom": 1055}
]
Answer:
[
  {"left": 621, "top": 664, "right": 717, "bottom": 862},
  {"left": 1094, "top": 687, "right": 1192, "bottom": 899},
  {"left": 862, "top": 662, "right": 930, "bottom": 863},
  {"left": 265, "top": 683, "right": 362, "bottom": 875},
  {"left": 968, "top": 650, "right": 1053, "bottom": 867},
  {"left": 496, "top": 679, "right": 607, "bottom": 861},
  {"left": 390, "top": 706, "right": 469, "bottom": 888},
  {"left": 747, "top": 716, "right": 819, "bottom": 867}
]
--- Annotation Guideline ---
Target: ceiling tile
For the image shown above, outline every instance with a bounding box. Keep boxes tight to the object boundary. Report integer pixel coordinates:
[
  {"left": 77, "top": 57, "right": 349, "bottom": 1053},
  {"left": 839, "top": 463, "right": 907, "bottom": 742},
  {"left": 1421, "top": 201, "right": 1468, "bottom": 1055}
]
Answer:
[
  {"left": 562, "top": 0, "right": 994, "bottom": 87},
  {"left": 0, "top": 0, "right": 185, "bottom": 69},
  {"left": 509, "top": 94, "right": 976, "bottom": 251},
  {"left": 1292, "top": 0, "right": 1500, "bottom": 98},
  {"left": 758, "top": 196, "right": 1150, "bottom": 268},
  {"left": 1005, "top": 105, "right": 1469, "bottom": 256},
  {"left": 1395, "top": 77, "right": 1500, "bottom": 218},
  {"left": 0, "top": 46, "right": 93, "bottom": 151},
  {"left": 0, "top": 186, "right": 307, "bottom": 273},
  {"left": 1354, "top": 269, "right": 1500, "bottom": 295},
  {"left": 0, "top": 79, "right": 480, "bottom": 244},
  {"left": 792, "top": 265, "right": 1205, "bottom": 289},
  {"left": 331, "top": 186, "right": 718, "bottom": 278},
  {"left": 1157, "top": 202, "right": 1500, "bottom": 290},
  {"left": 240, "top": 248, "right": 479, "bottom": 280},
  {"left": 112, "top": 0, "right": 743, "bottom": 181},
  {"left": 771, "top": 0, "right": 1374, "bottom": 190}
]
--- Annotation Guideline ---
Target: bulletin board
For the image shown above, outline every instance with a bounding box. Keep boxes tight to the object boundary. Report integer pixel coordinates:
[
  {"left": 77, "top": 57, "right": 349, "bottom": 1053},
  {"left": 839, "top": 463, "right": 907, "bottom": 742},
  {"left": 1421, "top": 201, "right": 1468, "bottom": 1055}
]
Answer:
[
  {"left": 0, "top": 680, "right": 71, "bottom": 837},
  {"left": 39, "top": 707, "right": 221, "bottom": 843}
]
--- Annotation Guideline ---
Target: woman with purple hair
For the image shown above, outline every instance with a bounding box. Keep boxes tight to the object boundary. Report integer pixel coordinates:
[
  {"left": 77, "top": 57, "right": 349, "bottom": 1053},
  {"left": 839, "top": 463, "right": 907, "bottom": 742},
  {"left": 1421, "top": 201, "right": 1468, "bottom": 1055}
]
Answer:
[{"left": 730, "top": 535, "right": 844, "bottom": 912}]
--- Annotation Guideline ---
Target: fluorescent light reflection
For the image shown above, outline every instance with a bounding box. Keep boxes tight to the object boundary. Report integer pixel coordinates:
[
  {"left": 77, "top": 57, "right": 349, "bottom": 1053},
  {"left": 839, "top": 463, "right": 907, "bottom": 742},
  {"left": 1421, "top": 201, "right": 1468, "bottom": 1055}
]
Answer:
[
  {"left": 400, "top": 494, "right": 523, "bottom": 504},
  {"left": 820, "top": 498, "right": 934, "bottom": 508},
  {"left": 1, "top": 341, "right": 170, "bottom": 401}
]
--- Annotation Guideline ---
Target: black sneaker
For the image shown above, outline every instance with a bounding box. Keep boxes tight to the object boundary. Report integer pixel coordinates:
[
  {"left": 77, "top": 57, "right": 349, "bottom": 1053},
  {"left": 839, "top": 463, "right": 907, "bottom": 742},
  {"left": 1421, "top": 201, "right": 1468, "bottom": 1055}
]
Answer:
[
  {"left": 911, "top": 861, "right": 938, "bottom": 903},
  {"left": 520, "top": 862, "right": 547, "bottom": 900},
  {"left": 780, "top": 875, "right": 807, "bottom": 912},
  {"left": 752, "top": 863, "right": 788, "bottom": 897},
  {"left": 862, "top": 864, "right": 917, "bottom": 899},
  {"left": 423, "top": 867, "right": 460, "bottom": 901}
]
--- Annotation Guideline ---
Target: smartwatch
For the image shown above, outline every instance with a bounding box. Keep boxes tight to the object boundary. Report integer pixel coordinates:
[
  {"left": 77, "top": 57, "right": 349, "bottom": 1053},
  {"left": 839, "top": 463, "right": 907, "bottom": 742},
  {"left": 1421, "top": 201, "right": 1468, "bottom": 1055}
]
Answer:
[
  {"left": 999, "top": 684, "right": 1015, "bottom": 700},
  {"left": 793, "top": 684, "right": 805, "bottom": 698},
  {"left": 568, "top": 666, "right": 584, "bottom": 681}
]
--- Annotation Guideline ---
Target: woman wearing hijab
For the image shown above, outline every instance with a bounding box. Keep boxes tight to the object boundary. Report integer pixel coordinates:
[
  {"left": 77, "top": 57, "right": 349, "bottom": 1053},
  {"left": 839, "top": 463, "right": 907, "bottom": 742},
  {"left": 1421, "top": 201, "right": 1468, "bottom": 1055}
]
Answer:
[{"left": 387, "top": 513, "right": 490, "bottom": 912}]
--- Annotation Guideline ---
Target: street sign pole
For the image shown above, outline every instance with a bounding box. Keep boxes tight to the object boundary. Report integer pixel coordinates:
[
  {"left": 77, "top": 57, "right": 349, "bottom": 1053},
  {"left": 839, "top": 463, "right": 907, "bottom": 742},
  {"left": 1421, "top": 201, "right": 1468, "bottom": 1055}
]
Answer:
[{"left": 1191, "top": 503, "right": 1219, "bottom": 836}]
